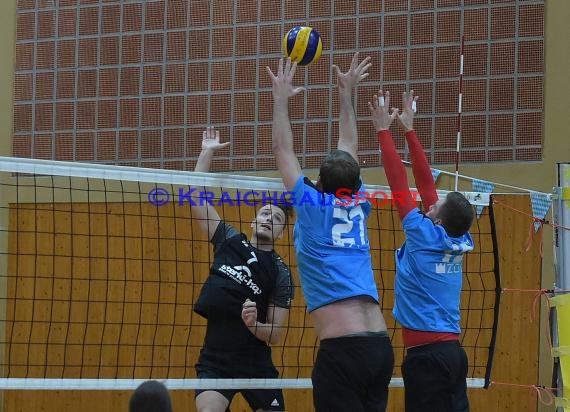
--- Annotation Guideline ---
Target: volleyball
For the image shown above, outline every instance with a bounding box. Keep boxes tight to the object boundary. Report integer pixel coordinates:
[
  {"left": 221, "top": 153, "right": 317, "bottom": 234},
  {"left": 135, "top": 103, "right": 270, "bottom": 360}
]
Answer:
[{"left": 282, "top": 26, "right": 323, "bottom": 66}]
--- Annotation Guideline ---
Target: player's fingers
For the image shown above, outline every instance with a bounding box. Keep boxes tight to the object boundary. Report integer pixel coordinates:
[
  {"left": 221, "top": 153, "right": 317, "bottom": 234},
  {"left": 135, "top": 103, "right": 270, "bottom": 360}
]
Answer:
[
  {"left": 413, "top": 95, "right": 419, "bottom": 108},
  {"left": 332, "top": 64, "right": 339, "bottom": 74},
  {"left": 357, "top": 55, "right": 371, "bottom": 69},
  {"left": 403, "top": 94, "right": 411, "bottom": 110},
  {"left": 350, "top": 51, "right": 360, "bottom": 68},
  {"left": 384, "top": 90, "right": 391, "bottom": 107},
  {"left": 265, "top": 66, "right": 274, "bottom": 79},
  {"left": 293, "top": 86, "right": 306, "bottom": 95},
  {"left": 284, "top": 58, "right": 292, "bottom": 76},
  {"left": 289, "top": 60, "right": 298, "bottom": 79},
  {"left": 359, "top": 61, "right": 372, "bottom": 75}
]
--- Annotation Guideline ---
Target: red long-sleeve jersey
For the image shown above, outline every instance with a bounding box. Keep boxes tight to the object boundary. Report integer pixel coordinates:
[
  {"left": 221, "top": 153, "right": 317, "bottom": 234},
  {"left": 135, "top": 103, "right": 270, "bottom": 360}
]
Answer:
[{"left": 377, "top": 130, "right": 438, "bottom": 220}]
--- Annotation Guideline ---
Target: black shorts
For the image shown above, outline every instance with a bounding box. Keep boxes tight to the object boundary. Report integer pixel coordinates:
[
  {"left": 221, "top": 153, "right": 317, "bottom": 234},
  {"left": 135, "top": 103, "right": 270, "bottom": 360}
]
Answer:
[
  {"left": 195, "top": 349, "right": 284, "bottom": 411},
  {"left": 402, "top": 340, "right": 469, "bottom": 412},
  {"left": 311, "top": 332, "right": 394, "bottom": 412}
]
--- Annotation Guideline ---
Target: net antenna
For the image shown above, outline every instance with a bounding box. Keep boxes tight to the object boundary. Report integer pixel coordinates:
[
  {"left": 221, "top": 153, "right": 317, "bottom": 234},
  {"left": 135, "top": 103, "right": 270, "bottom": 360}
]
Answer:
[{"left": 455, "top": 34, "right": 466, "bottom": 191}]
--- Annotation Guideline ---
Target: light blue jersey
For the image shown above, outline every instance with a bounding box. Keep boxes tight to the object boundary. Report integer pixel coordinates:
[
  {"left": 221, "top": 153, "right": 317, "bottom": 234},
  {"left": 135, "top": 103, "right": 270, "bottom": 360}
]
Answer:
[
  {"left": 292, "top": 175, "right": 379, "bottom": 312},
  {"left": 393, "top": 209, "right": 474, "bottom": 333}
]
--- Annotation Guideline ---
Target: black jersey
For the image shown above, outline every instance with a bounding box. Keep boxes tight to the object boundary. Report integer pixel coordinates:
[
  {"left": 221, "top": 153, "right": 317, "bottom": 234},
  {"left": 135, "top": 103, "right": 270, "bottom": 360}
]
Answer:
[{"left": 194, "top": 222, "right": 293, "bottom": 350}]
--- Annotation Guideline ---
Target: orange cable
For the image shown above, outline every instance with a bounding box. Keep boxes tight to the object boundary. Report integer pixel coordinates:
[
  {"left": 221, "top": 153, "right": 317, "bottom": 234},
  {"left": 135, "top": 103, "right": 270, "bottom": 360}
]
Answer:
[
  {"left": 489, "top": 381, "right": 557, "bottom": 406},
  {"left": 493, "top": 199, "right": 570, "bottom": 231}
]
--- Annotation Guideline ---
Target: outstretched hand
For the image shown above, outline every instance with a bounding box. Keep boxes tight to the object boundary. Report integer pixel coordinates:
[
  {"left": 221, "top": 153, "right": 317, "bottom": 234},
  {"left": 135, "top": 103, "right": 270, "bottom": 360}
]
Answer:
[
  {"left": 266, "top": 58, "right": 305, "bottom": 101},
  {"left": 368, "top": 90, "right": 398, "bottom": 132},
  {"left": 333, "top": 52, "right": 372, "bottom": 90},
  {"left": 201, "top": 126, "right": 230, "bottom": 151},
  {"left": 396, "top": 90, "right": 418, "bottom": 133}
]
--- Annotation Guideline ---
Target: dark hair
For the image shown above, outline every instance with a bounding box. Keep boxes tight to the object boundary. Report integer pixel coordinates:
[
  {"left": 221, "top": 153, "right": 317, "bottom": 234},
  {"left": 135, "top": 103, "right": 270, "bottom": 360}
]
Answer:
[
  {"left": 438, "top": 192, "right": 475, "bottom": 237},
  {"left": 273, "top": 196, "right": 294, "bottom": 225},
  {"left": 129, "top": 380, "right": 172, "bottom": 412},
  {"left": 319, "top": 150, "right": 360, "bottom": 196}
]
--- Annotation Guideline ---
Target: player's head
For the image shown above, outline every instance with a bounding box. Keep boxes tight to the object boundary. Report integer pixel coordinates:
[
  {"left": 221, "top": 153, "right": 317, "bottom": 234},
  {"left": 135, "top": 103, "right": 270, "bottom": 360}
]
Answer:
[
  {"left": 317, "top": 150, "right": 360, "bottom": 196},
  {"left": 129, "top": 380, "right": 172, "bottom": 412},
  {"left": 251, "top": 200, "right": 294, "bottom": 242},
  {"left": 426, "top": 192, "right": 474, "bottom": 237}
]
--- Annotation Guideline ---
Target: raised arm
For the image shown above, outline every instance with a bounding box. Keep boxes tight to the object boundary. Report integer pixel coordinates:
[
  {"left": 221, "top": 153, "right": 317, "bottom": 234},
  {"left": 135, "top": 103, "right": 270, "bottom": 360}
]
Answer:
[
  {"left": 191, "top": 127, "right": 230, "bottom": 240},
  {"left": 267, "top": 58, "right": 305, "bottom": 191},
  {"left": 334, "top": 52, "right": 372, "bottom": 161},
  {"left": 397, "top": 91, "right": 439, "bottom": 211},
  {"left": 368, "top": 90, "right": 416, "bottom": 220}
]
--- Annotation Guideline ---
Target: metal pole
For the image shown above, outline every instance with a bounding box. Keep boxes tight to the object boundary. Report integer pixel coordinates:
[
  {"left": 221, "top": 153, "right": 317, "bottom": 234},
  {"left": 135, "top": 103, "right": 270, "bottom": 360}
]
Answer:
[{"left": 553, "top": 162, "right": 570, "bottom": 411}]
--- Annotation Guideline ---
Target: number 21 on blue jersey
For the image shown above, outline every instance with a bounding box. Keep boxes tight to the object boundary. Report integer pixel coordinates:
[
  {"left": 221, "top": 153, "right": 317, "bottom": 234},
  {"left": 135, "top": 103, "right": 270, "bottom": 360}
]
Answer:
[{"left": 331, "top": 205, "right": 368, "bottom": 247}]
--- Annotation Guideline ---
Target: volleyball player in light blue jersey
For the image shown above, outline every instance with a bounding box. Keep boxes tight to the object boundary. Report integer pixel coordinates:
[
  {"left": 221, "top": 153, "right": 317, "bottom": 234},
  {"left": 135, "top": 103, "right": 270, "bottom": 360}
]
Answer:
[
  {"left": 267, "top": 53, "right": 394, "bottom": 412},
  {"left": 291, "top": 175, "right": 378, "bottom": 312},
  {"left": 369, "top": 90, "right": 474, "bottom": 412}
]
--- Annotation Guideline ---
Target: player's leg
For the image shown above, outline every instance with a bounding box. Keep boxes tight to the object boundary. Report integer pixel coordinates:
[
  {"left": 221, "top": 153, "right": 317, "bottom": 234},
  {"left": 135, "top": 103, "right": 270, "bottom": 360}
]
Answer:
[
  {"left": 238, "top": 360, "right": 284, "bottom": 412},
  {"left": 311, "top": 336, "right": 368, "bottom": 412},
  {"left": 196, "top": 390, "right": 232, "bottom": 412},
  {"left": 241, "top": 388, "right": 285, "bottom": 412},
  {"left": 195, "top": 366, "right": 235, "bottom": 412},
  {"left": 402, "top": 341, "right": 469, "bottom": 412},
  {"left": 451, "top": 345, "right": 469, "bottom": 412},
  {"left": 362, "top": 333, "right": 394, "bottom": 412},
  {"left": 320, "top": 332, "right": 394, "bottom": 412},
  {"left": 402, "top": 347, "right": 450, "bottom": 412}
]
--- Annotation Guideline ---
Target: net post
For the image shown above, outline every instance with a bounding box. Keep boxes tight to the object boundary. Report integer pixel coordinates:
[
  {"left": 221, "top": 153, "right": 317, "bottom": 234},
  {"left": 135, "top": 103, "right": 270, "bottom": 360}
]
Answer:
[
  {"left": 484, "top": 194, "right": 501, "bottom": 389},
  {"left": 0, "top": 172, "right": 11, "bottom": 405},
  {"left": 0, "top": 1, "right": 17, "bottom": 409},
  {"left": 553, "top": 163, "right": 570, "bottom": 411}
]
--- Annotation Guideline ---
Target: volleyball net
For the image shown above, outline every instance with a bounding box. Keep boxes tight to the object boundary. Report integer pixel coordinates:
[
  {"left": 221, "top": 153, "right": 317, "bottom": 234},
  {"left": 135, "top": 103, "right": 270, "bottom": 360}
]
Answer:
[{"left": 0, "top": 156, "right": 499, "bottom": 390}]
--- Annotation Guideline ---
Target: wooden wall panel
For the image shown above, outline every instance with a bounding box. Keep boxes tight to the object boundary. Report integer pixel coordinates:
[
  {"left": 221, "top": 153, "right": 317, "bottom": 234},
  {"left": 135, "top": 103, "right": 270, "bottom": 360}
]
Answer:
[{"left": 2, "top": 194, "right": 542, "bottom": 411}]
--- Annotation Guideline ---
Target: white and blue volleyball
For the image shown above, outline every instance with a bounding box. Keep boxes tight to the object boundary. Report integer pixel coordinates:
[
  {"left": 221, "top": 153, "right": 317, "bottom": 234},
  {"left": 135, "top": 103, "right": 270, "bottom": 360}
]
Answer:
[{"left": 282, "top": 26, "right": 323, "bottom": 66}]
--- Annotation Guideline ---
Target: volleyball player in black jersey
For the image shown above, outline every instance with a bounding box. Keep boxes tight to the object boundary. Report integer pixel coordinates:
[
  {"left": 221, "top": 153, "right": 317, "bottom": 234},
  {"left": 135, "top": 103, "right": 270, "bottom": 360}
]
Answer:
[{"left": 192, "top": 127, "right": 294, "bottom": 412}]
